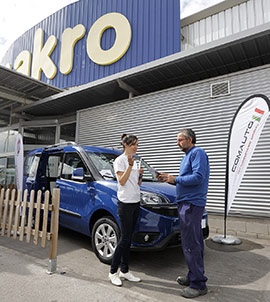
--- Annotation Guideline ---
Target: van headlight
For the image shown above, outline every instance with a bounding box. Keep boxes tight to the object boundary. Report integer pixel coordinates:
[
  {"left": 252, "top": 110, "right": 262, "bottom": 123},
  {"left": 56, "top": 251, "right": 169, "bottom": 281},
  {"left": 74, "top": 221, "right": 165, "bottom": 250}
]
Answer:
[{"left": 140, "top": 191, "right": 169, "bottom": 205}]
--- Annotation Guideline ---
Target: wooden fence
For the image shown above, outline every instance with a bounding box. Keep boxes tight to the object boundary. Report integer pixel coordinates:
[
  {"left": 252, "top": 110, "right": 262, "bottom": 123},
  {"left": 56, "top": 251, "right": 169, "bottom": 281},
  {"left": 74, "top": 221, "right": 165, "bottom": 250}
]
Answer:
[{"left": 0, "top": 187, "right": 60, "bottom": 274}]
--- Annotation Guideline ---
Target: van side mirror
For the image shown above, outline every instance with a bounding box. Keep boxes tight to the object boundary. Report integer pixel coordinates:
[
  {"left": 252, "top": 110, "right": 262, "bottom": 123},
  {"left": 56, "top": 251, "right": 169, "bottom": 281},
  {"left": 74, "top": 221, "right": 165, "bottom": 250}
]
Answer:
[{"left": 72, "top": 167, "right": 84, "bottom": 181}]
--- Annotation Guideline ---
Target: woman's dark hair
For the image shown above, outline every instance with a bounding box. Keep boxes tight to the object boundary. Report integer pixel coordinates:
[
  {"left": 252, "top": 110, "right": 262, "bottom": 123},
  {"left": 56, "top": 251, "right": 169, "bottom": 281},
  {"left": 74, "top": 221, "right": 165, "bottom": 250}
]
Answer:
[
  {"left": 181, "top": 129, "right": 196, "bottom": 144},
  {"left": 121, "top": 134, "right": 138, "bottom": 149}
]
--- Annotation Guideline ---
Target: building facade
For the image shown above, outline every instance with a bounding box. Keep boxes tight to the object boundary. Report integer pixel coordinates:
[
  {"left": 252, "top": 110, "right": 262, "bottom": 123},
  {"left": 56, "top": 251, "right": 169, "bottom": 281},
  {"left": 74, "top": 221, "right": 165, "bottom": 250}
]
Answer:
[{"left": 0, "top": 0, "right": 269, "bottom": 222}]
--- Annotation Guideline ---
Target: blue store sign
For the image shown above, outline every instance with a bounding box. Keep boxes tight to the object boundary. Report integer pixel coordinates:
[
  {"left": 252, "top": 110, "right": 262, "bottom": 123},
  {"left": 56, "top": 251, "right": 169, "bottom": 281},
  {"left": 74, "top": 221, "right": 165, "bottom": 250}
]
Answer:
[{"left": 1, "top": 0, "right": 181, "bottom": 88}]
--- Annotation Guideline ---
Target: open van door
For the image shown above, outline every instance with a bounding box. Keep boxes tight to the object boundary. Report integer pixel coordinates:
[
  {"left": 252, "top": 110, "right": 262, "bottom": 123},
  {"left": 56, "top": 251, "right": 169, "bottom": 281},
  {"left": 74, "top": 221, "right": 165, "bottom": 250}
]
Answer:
[{"left": 24, "top": 152, "right": 42, "bottom": 192}]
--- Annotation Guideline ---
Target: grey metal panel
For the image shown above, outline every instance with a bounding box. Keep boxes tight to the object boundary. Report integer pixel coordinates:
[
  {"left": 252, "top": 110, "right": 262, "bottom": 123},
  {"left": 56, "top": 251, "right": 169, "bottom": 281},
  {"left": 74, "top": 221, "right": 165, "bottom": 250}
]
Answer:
[
  {"left": 78, "top": 66, "right": 270, "bottom": 217},
  {"left": 181, "top": 0, "right": 270, "bottom": 51}
]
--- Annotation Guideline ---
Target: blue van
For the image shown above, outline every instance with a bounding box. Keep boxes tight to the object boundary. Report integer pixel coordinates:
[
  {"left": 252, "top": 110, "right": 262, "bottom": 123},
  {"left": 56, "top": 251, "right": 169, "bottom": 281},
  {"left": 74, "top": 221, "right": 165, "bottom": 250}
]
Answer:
[{"left": 24, "top": 142, "right": 209, "bottom": 264}]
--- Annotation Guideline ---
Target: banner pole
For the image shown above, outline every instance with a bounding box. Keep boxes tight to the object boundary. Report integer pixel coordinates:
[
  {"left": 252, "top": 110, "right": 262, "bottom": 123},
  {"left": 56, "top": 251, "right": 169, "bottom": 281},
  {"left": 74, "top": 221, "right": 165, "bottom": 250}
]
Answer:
[
  {"left": 212, "top": 94, "right": 270, "bottom": 245},
  {"left": 224, "top": 216, "right": 227, "bottom": 238}
]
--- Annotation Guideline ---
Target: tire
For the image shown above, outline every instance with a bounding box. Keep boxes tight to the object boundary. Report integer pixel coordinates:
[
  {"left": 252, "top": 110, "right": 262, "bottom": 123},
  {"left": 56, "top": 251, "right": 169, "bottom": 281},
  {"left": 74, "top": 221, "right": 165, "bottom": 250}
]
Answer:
[{"left": 91, "top": 216, "right": 120, "bottom": 264}]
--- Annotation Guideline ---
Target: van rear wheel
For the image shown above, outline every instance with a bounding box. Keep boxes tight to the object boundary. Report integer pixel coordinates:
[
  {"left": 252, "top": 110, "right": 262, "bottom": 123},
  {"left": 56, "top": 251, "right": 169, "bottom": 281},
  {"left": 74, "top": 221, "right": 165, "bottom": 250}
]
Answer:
[{"left": 91, "top": 217, "right": 120, "bottom": 264}]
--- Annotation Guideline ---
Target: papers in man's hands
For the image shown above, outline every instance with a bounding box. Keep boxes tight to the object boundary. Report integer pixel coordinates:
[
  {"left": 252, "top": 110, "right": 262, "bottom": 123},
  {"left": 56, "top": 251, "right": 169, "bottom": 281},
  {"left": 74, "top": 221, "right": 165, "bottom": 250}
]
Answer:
[{"left": 148, "top": 166, "right": 160, "bottom": 176}]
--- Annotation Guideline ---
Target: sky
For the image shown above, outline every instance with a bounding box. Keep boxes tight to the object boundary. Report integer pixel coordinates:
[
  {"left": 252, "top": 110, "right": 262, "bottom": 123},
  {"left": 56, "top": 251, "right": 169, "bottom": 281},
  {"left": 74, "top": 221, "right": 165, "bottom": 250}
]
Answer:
[{"left": 0, "top": 0, "right": 224, "bottom": 60}]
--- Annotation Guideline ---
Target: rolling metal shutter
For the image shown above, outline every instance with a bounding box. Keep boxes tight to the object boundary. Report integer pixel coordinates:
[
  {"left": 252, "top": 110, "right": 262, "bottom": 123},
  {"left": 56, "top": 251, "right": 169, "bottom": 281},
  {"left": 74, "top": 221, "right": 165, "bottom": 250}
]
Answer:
[{"left": 77, "top": 66, "right": 270, "bottom": 217}]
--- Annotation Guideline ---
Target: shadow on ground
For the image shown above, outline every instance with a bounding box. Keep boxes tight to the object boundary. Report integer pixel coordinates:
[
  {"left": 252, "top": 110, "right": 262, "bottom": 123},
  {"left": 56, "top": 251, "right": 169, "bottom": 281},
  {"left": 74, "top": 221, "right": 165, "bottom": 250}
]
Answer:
[{"left": 1, "top": 227, "right": 269, "bottom": 302}]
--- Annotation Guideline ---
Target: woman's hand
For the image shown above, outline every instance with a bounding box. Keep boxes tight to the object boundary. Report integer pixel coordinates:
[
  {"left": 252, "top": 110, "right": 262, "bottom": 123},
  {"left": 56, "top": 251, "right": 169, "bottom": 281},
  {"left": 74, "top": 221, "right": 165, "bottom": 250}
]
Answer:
[
  {"left": 116, "top": 156, "right": 135, "bottom": 186},
  {"left": 128, "top": 155, "right": 135, "bottom": 167}
]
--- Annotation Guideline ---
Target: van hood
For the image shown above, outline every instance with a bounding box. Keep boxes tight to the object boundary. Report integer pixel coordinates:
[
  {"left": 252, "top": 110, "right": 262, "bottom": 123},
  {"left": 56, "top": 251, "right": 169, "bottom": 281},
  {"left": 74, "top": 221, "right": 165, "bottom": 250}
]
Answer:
[{"left": 98, "top": 180, "right": 177, "bottom": 204}]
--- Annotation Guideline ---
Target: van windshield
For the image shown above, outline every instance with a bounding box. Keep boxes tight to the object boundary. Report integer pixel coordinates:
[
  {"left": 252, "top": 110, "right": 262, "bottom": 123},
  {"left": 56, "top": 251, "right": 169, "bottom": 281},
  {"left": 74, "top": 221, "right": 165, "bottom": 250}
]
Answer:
[{"left": 87, "top": 152, "right": 158, "bottom": 182}]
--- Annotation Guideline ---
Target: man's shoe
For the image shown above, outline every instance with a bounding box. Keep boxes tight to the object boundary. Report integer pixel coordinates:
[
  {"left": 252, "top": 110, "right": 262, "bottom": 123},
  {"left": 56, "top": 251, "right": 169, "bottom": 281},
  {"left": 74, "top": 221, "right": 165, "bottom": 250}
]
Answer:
[
  {"left": 176, "top": 275, "right": 190, "bottom": 286},
  {"left": 181, "top": 286, "right": 208, "bottom": 299},
  {"left": 119, "top": 271, "right": 141, "bottom": 282},
  {"left": 108, "top": 272, "right": 122, "bottom": 286}
]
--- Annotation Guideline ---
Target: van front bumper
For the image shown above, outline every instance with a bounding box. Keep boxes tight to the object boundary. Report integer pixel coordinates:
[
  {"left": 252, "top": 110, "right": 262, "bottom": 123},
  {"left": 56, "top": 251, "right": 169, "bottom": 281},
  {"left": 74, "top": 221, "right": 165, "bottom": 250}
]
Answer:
[{"left": 131, "top": 205, "right": 209, "bottom": 250}]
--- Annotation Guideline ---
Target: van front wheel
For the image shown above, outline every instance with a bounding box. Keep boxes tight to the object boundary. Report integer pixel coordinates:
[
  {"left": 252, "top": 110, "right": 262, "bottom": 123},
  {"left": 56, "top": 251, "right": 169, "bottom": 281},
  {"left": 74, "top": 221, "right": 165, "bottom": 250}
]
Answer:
[{"left": 91, "top": 217, "right": 120, "bottom": 264}]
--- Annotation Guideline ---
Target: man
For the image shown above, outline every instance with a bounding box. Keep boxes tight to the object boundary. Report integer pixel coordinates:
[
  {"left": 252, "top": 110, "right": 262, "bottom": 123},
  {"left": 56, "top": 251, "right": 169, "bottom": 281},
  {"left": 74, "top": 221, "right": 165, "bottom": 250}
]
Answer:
[{"left": 158, "top": 129, "right": 209, "bottom": 299}]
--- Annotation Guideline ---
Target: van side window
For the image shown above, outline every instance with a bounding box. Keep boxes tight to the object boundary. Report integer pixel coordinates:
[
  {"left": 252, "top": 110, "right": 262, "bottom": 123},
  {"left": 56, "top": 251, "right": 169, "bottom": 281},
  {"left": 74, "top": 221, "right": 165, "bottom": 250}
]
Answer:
[
  {"left": 61, "top": 153, "right": 87, "bottom": 180},
  {"left": 24, "top": 155, "right": 40, "bottom": 180},
  {"left": 46, "top": 155, "right": 61, "bottom": 178},
  {"left": 46, "top": 154, "right": 62, "bottom": 193}
]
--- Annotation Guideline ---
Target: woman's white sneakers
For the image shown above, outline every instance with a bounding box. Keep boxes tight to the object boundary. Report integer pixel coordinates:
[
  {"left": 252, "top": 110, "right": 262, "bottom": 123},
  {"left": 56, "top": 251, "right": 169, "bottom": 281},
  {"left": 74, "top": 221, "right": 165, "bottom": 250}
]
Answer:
[
  {"left": 119, "top": 271, "right": 141, "bottom": 282},
  {"left": 108, "top": 272, "right": 122, "bottom": 286},
  {"left": 109, "top": 271, "right": 141, "bottom": 286}
]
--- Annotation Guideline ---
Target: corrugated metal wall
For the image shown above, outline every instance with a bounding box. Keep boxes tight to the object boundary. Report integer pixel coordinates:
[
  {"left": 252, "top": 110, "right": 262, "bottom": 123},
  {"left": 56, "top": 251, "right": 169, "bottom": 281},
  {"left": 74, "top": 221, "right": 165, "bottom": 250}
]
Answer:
[
  {"left": 77, "top": 65, "right": 270, "bottom": 217},
  {"left": 181, "top": 0, "right": 270, "bottom": 50}
]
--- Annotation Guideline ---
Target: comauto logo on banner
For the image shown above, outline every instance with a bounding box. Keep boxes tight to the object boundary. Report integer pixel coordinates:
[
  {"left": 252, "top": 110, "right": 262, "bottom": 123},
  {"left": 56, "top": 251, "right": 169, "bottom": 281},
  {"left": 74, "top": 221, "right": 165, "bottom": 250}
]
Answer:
[{"left": 231, "top": 107, "right": 265, "bottom": 174}]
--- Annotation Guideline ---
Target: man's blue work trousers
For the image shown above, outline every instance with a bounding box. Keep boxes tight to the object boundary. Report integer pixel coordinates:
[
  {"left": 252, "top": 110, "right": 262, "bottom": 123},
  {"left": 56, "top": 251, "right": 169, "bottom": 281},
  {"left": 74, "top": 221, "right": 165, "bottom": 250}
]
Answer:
[{"left": 177, "top": 202, "right": 207, "bottom": 290}]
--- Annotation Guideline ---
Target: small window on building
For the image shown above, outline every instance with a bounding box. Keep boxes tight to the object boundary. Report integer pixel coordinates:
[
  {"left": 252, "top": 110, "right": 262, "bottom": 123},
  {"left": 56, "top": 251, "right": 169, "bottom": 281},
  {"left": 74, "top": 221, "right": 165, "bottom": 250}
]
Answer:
[
  {"left": 0, "top": 158, "right": 7, "bottom": 186},
  {"left": 210, "top": 81, "right": 230, "bottom": 98},
  {"left": 60, "top": 122, "right": 76, "bottom": 143},
  {"left": 23, "top": 127, "right": 56, "bottom": 146},
  {"left": 6, "top": 157, "right": 15, "bottom": 186}
]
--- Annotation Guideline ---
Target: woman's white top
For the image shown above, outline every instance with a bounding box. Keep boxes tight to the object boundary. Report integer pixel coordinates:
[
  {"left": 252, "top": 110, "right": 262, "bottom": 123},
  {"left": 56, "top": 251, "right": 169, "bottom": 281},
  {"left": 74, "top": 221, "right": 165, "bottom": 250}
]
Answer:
[{"left": 113, "top": 154, "right": 140, "bottom": 203}]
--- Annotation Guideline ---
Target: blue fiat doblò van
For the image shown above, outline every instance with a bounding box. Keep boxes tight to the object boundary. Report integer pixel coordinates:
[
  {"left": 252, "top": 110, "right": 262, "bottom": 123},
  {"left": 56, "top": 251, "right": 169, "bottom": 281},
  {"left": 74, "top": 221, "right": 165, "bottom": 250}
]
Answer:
[{"left": 24, "top": 142, "right": 209, "bottom": 264}]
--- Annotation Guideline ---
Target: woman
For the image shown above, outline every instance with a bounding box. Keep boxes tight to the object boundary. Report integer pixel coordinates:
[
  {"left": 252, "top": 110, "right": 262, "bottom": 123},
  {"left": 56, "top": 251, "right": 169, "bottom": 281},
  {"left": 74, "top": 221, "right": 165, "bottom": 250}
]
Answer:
[{"left": 109, "top": 134, "right": 144, "bottom": 286}]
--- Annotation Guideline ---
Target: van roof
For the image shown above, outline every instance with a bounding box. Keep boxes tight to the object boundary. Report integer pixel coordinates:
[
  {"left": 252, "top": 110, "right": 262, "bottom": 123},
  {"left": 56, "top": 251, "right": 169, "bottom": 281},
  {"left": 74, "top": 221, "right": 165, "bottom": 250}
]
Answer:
[
  {"left": 82, "top": 145, "right": 121, "bottom": 155},
  {"left": 26, "top": 144, "right": 122, "bottom": 156}
]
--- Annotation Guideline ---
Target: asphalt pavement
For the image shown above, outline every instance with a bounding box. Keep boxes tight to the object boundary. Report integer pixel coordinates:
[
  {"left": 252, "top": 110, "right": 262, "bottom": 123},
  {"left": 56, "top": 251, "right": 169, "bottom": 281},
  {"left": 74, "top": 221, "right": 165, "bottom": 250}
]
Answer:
[{"left": 0, "top": 228, "right": 269, "bottom": 302}]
